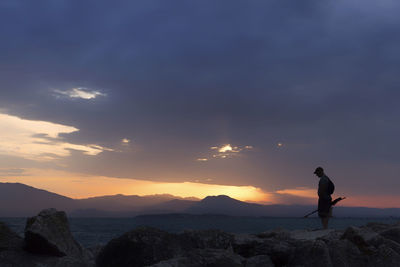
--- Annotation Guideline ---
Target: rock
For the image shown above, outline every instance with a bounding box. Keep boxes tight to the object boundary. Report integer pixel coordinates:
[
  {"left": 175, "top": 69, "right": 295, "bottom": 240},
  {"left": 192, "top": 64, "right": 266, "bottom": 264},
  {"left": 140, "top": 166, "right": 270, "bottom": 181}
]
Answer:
[
  {"left": 24, "top": 208, "right": 84, "bottom": 258},
  {"left": 256, "top": 228, "right": 291, "bottom": 240},
  {"left": 339, "top": 225, "right": 400, "bottom": 267},
  {"left": 182, "top": 249, "right": 244, "bottom": 267},
  {"left": 289, "top": 229, "right": 335, "bottom": 241},
  {"left": 180, "top": 229, "right": 234, "bottom": 250},
  {"left": 0, "top": 222, "right": 24, "bottom": 251},
  {"left": 0, "top": 250, "right": 90, "bottom": 267},
  {"left": 327, "top": 239, "right": 365, "bottom": 267},
  {"left": 149, "top": 249, "right": 244, "bottom": 267},
  {"left": 0, "top": 210, "right": 93, "bottom": 266},
  {"left": 365, "top": 222, "right": 390, "bottom": 232},
  {"left": 286, "top": 239, "right": 332, "bottom": 267},
  {"left": 148, "top": 257, "right": 185, "bottom": 267},
  {"left": 269, "top": 240, "right": 294, "bottom": 266},
  {"left": 245, "top": 255, "right": 274, "bottom": 267},
  {"left": 371, "top": 244, "right": 400, "bottom": 267},
  {"left": 94, "top": 220, "right": 400, "bottom": 267},
  {"left": 85, "top": 244, "right": 103, "bottom": 262},
  {"left": 341, "top": 226, "right": 378, "bottom": 255},
  {"left": 380, "top": 226, "right": 400, "bottom": 244},
  {"left": 232, "top": 233, "right": 268, "bottom": 258},
  {"left": 96, "top": 227, "right": 179, "bottom": 267}
]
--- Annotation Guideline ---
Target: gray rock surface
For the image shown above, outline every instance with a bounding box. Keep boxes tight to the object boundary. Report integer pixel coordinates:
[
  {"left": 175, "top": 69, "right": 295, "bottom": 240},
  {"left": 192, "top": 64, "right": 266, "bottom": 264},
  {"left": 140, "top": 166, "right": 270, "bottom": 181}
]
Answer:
[
  {"left": 0, "top": 209, "right": 93, "bottom": 267},
  {"left": 24, "top": 208, "right": 84, "bottom": 257}
]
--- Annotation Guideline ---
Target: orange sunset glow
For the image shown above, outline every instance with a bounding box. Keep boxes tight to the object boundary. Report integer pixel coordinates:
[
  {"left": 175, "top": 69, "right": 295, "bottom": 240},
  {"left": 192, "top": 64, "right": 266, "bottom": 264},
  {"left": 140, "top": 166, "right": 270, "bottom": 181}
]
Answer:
[{"left": 0, "top": 168, "right": 271, "bottom": 202}]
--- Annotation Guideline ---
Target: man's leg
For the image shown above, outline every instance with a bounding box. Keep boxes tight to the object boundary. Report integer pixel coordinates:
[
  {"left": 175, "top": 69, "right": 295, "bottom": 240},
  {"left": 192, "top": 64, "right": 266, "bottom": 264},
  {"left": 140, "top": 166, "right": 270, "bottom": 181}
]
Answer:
[
  {"left": 321, "top": 217, "right": 329, "bottom": 229},
  {"left": 321, "top": 207, "right": 332, "bottom": 229}
]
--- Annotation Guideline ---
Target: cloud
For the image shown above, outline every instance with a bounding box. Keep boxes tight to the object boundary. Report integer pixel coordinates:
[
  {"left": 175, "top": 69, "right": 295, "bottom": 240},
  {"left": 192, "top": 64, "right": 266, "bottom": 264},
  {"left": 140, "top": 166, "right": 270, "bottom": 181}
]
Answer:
[
  {"left": 0, "top": 168, "right": 26, "bottom": 177},
  {"left": 54, "top": 87, "right": 106, "bottom": 100},
  {"left": 0, "top": 113, "right": 111, "bottom": 161},
  {"left": 121, "top": 138, "right": 130, "bottom": 144},
  {"left": 275, "top": 187, "right": 316, "bottom": 199},
  {"left": 208, "top": 144, "right": 253, "bottom": 160}
]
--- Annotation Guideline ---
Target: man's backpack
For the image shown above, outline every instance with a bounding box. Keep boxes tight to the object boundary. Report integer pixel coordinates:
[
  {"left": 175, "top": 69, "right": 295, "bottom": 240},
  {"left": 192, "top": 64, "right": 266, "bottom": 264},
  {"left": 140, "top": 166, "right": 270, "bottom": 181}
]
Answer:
[{"left": 328, "top": 179, "right": 335, "bottom": 195}]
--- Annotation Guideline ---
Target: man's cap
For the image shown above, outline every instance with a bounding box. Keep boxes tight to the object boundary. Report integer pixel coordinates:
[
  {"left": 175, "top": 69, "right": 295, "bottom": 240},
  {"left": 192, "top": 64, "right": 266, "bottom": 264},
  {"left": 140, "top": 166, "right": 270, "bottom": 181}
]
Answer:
[{"left": 314, "top": 167, "right": 324, "bottom": 174}]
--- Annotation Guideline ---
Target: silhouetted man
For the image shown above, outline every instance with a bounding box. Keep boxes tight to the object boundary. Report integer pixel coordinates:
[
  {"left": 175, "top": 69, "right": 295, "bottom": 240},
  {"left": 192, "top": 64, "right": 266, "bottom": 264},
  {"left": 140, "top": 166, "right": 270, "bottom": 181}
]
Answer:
[{"left": 314, "top": 167, "right": 334, "bottom": 229}]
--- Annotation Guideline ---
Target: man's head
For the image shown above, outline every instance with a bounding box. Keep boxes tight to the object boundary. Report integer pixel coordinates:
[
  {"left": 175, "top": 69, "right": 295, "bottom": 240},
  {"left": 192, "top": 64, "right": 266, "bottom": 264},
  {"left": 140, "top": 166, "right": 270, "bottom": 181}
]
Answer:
[{"left": 314, "top": 167, "right": 324, "bottom": 177}]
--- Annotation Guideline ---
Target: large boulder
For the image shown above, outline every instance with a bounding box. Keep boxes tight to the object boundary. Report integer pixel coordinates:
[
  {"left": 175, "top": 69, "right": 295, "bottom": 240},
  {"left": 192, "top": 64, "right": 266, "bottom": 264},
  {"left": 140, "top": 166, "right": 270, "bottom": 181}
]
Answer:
[
  {"left": 96, "top": 227, "right": 180, "bottom": 267},
  {"left": 1, "top": 219, "right": 91, "bottom": 267},
  {"left": 286, "top": 239, "right": 332, "bottom": 267},
  {"left": 327, "top": 239, "right": 365, "bottom": 267},
  {"left": 340, "top": 225, "right": 400, "bottom": 267},
  {"left": 24, "top": 208, "right": 84, "bottom": 258},
  {"left": 341, "top": 226, "right": 378, "bottom": 255}
]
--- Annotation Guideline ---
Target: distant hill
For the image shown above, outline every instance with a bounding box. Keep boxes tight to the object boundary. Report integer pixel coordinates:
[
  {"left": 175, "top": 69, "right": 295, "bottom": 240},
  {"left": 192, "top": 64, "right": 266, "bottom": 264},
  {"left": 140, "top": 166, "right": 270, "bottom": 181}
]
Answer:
[
  {"left": 186, "top": 195, "right": 317, "bottom": 217},
  {"left": 186, "top": 195, "right": 264, "bottom": 216},
  {"left": 143, "top": 199, "right": 198, "bottom": 214},
  {"left": 0, "top": 182, "right": 77, "bottom": 216},
  {"left": 0, "top": 182, "right": 199, "bottom": 217},
  {"left": 1, "top": 182, "right": 400, "bottom": 218}
]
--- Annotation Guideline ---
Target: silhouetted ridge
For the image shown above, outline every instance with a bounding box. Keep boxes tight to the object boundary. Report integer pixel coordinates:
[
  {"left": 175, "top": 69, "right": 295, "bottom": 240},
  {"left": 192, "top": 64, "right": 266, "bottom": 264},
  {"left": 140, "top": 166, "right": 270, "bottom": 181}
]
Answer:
[
  {"left": 187, "top": 195, "right": 265, "bottom": 216},
  {"left": 1, "top": 182, "right": 400, "bottom": 217},
  {"left": 0, "top": 183, "right": 76, "bottom": 216}
]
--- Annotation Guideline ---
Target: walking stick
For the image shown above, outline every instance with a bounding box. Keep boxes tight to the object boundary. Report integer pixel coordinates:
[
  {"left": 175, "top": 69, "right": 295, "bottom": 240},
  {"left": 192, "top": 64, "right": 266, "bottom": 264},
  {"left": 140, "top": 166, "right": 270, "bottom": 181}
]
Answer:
[{"left": 304, "top": 197, "right": 346, "bottom": 218}]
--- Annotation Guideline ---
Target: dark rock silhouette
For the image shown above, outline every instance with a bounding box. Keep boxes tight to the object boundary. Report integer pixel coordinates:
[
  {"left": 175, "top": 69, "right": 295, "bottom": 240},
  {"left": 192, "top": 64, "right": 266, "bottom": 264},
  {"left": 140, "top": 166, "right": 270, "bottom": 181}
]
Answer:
[
  {"left": 24, "top": 208, "right": 84, "bottom": 257},
  {"left": 96, "top": 220, "right": 400, "bottom": 267},
  {"left": 2, "top": 208, "right": 400, "bottom": 266},
  {"left": 96, "top": 228, "right": 239, "bottom": 267},
  {"left": 0, "top": 209, "right": 93, "bottom": 267},
  {"left": 96, "top": 227, "right": 180, "bottom": 267},
  {"left": 151, "top": 249, "right": 244, "bottom": 267}
]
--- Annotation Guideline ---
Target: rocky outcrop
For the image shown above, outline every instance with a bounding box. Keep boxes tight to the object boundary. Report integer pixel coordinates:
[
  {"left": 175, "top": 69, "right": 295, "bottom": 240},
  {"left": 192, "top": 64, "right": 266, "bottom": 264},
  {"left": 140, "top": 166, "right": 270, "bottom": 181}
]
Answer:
[
  {"left": 0, "top": 209, "right": 93, "bottom": 267},
  {"left": 96, "top": 227, "right": 180, "bottom": 267},
  {"left": 24, "top": 208, "right": 84, "bottom": 257},
  {"left": 97, "top": 221, "right": 400, "bottom": 267},
  {"left": 2, "top": 209, "right": 400, "bottom": 267}
]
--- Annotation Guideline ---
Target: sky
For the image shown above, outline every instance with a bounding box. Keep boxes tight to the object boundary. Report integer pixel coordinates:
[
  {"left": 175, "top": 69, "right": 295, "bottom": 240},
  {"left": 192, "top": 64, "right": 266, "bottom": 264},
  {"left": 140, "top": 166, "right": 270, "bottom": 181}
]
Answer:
[{"left": 1, "top": 0, "right": 400, "bottom": 208}]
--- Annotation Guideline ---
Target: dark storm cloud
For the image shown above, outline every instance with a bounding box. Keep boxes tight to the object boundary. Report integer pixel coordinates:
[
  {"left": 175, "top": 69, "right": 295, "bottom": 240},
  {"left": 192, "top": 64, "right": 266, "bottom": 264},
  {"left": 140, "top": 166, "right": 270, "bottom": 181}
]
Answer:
[{"left": 1, "top": 0, "right": 400, "bottom": 194}]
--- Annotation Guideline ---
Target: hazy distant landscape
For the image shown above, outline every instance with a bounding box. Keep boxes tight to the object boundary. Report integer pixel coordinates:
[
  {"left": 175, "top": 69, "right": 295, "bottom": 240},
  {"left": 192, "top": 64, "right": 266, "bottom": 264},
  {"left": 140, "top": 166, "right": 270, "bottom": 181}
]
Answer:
[{"left": 1, "top": 182, "right": 399, "bottom": 218}]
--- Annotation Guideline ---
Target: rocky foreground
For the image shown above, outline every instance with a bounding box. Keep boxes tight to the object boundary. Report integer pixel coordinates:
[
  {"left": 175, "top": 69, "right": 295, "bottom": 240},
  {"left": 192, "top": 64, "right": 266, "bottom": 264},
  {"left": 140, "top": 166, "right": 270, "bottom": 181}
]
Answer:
[{"left": 1, "top": 209, "right": 400, "bottom": 266}]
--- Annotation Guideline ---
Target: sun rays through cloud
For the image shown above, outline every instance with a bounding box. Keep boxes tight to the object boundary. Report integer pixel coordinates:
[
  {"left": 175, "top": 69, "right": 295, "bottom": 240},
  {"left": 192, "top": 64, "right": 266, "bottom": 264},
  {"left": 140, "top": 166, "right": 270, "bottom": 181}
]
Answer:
[{"left": 199, "top": 144, "right": 253, "bottom": 160}]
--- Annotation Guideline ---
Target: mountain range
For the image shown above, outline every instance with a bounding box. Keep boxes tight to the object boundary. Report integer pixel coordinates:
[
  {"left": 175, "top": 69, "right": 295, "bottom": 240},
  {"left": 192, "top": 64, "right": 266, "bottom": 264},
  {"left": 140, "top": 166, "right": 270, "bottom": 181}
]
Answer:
[{"left": 1, "top": 182, "right": 399, "bottom": 218}]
